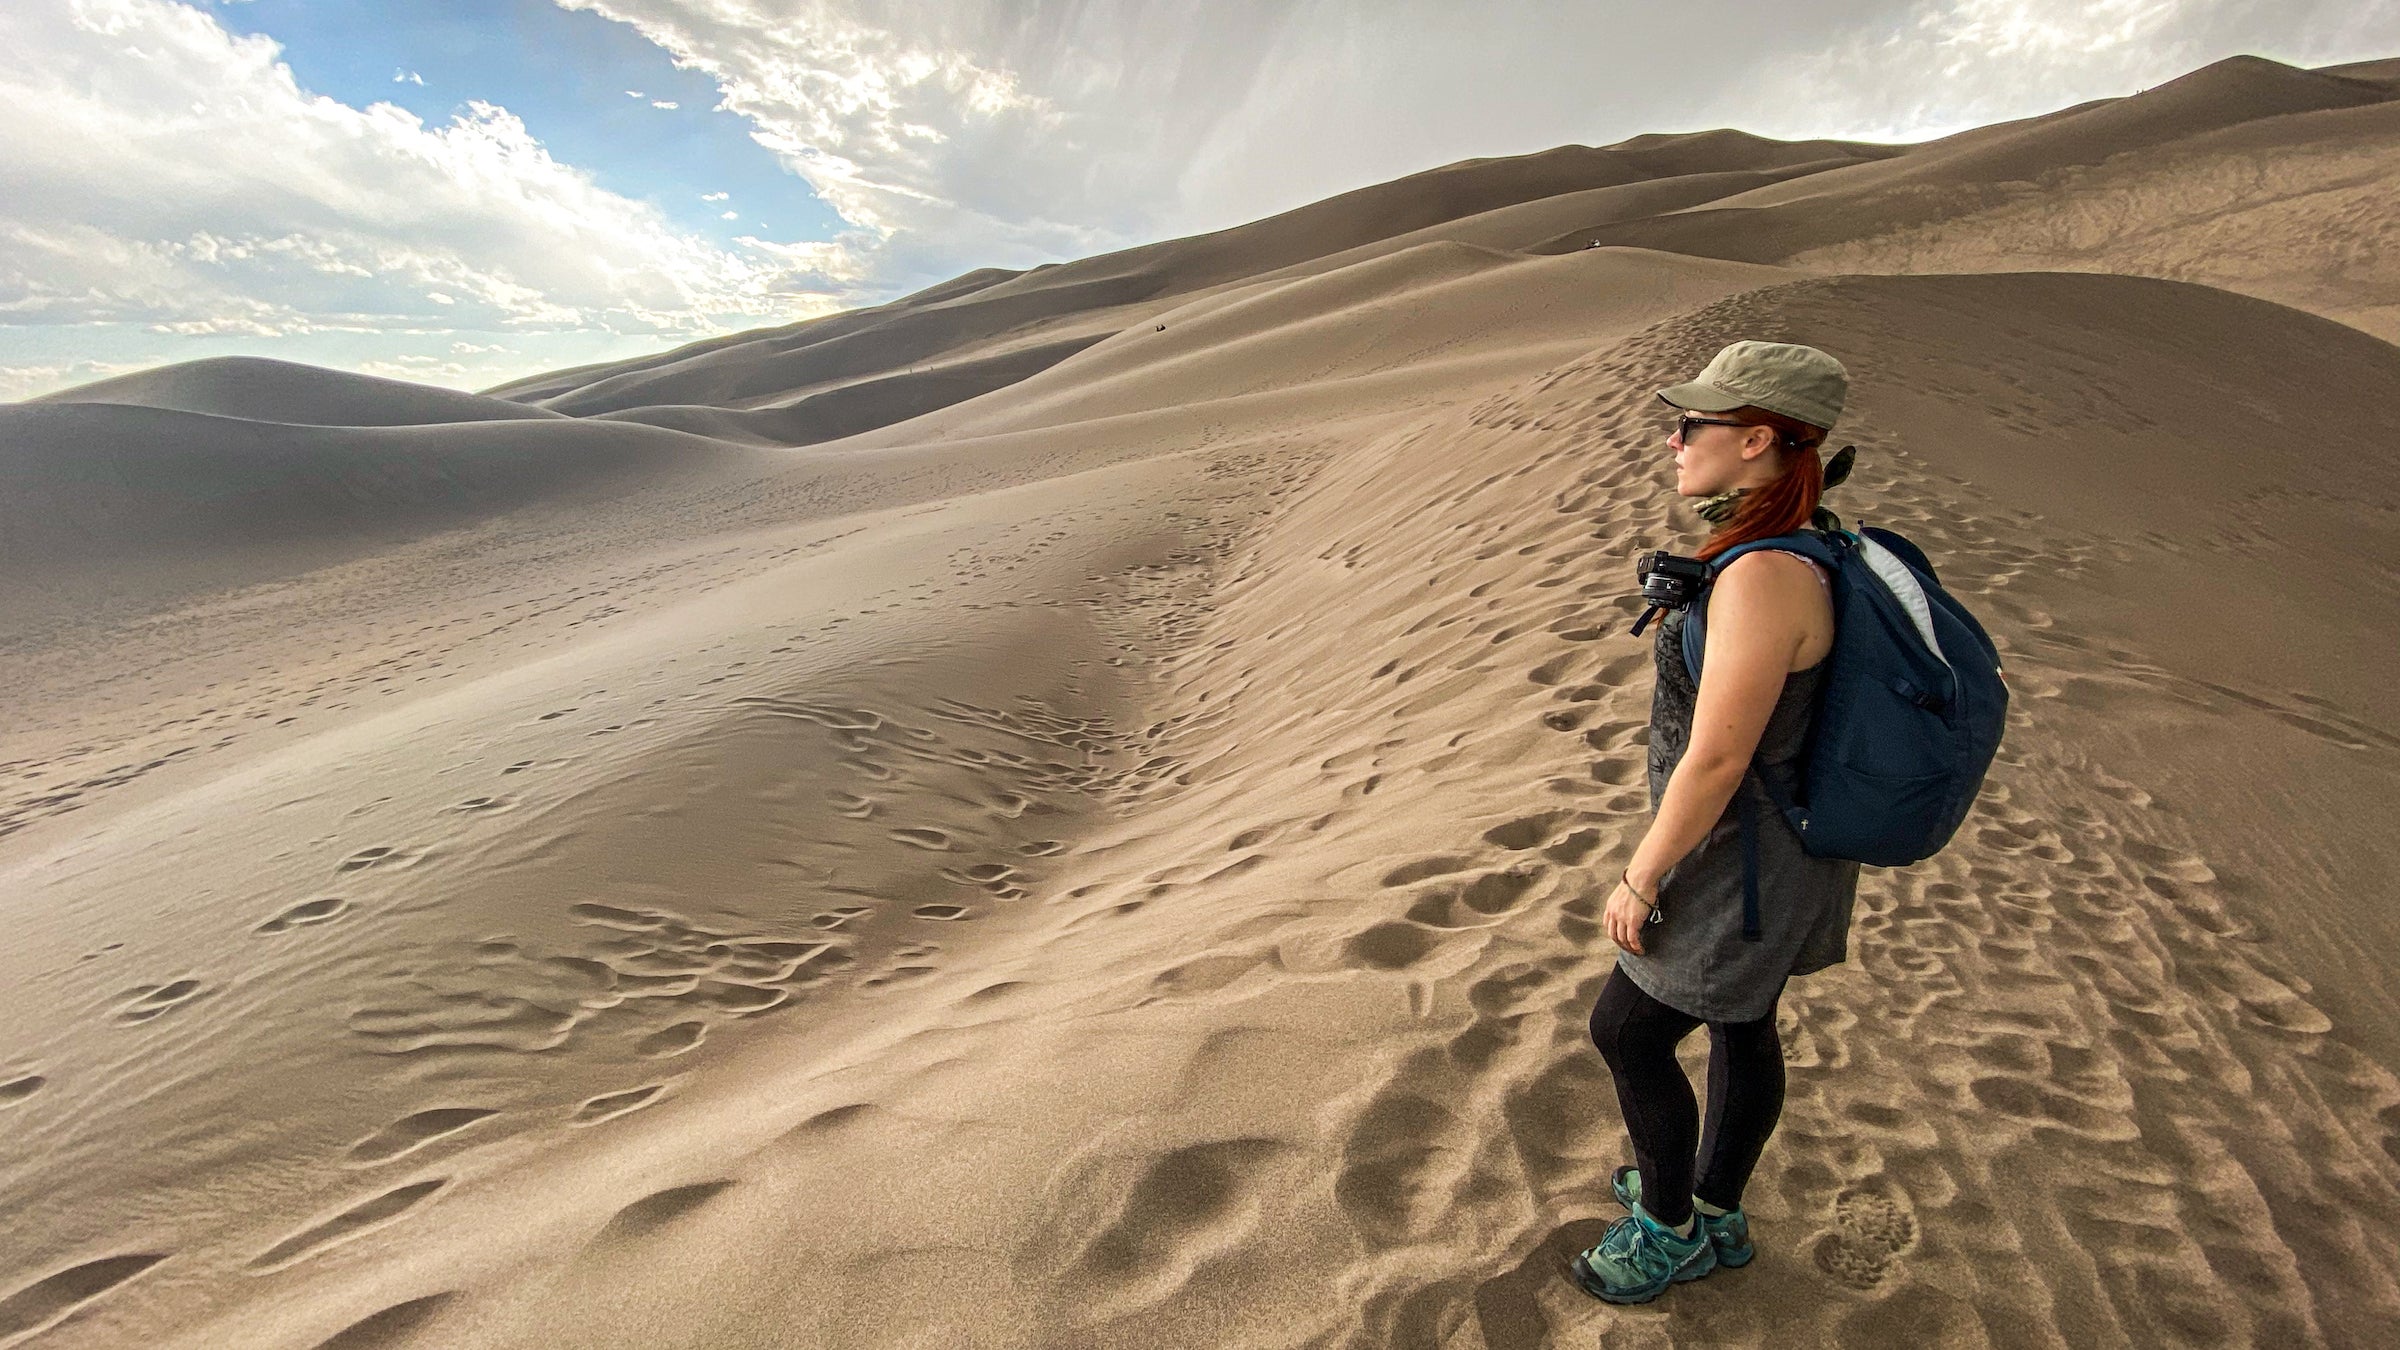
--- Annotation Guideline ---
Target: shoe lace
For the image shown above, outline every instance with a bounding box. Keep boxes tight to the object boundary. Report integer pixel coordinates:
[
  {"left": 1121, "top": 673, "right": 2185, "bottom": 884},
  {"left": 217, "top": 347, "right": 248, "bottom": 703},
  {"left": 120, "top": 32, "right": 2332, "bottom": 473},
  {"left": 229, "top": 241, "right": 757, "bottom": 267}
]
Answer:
[{"left": 1598, "top": 1214, "right": 1661, "bottom": 1265}]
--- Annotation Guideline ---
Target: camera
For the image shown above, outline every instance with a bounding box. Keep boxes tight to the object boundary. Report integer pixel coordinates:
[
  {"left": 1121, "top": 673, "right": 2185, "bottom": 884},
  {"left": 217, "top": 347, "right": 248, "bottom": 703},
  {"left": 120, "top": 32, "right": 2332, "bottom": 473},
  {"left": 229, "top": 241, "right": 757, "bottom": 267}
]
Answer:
[{"left": 1635, "top": 550, "right": 1710, "bottom": 612}]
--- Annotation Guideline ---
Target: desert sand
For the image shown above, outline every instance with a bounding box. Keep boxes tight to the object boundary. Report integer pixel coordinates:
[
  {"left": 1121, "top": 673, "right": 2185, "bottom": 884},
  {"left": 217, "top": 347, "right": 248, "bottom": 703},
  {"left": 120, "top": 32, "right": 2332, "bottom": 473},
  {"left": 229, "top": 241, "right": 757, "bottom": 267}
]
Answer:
[{"left": 3, "top": 51, "right": 2398, "bottom": 1349}]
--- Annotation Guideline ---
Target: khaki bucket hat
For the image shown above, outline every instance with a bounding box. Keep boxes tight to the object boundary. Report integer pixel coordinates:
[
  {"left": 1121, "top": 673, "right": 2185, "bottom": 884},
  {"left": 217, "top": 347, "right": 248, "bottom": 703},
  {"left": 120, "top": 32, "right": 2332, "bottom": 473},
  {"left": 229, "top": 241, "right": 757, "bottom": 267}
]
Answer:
[{"left": 1656, "top": 340, "right": 1847, "bottom": 431}]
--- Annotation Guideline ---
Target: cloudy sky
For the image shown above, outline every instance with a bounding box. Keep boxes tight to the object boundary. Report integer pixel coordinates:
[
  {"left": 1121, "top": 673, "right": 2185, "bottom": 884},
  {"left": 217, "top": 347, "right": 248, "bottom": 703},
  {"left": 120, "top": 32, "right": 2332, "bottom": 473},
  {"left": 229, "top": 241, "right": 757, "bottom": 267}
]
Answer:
[{"left": 4, "top": 0, "right": 2395, "bottom": 401}]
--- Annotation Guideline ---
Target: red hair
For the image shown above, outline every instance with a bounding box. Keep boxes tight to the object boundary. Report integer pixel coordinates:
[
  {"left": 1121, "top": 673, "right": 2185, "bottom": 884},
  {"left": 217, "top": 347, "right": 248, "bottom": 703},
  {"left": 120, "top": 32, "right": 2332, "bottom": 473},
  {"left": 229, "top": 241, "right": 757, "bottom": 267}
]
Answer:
[{"left": 1692, "top": 405, "right": 1829, "bottom": 563}]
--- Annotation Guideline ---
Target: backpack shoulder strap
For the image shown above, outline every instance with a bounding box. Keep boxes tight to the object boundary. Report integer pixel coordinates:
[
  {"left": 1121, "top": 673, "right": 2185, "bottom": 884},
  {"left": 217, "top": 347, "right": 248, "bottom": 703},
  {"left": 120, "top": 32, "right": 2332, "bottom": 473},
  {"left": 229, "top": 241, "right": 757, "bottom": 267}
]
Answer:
[{"left": 1680, "top": 530, "right": 1848, "bottom": 681}]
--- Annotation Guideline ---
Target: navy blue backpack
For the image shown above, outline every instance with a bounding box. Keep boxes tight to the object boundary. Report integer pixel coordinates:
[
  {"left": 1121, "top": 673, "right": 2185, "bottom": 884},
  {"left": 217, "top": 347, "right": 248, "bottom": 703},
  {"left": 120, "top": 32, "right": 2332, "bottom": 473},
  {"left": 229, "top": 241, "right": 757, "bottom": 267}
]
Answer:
[{"left": 1659, "top": 526, "right": 2009, "bottom": 936}]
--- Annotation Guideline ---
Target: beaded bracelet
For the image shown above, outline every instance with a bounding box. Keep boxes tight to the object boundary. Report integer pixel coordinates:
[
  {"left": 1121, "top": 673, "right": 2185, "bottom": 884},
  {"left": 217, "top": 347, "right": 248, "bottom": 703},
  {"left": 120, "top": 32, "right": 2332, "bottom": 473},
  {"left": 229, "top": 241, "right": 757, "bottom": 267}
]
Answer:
[{"left": 1622, "top": 870, "right": 1664, "bottom": 925}]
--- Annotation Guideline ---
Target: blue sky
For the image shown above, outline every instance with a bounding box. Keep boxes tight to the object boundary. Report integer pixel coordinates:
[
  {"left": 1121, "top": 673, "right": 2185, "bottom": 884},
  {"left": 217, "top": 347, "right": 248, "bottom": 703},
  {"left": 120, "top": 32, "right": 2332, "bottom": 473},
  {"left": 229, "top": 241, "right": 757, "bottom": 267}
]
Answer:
[
  {"left": 2, "top": 0, "right": 2395, "bottom": 401},
  {"left": 208, "top": 0, "right": 844, "bottom": 247}
]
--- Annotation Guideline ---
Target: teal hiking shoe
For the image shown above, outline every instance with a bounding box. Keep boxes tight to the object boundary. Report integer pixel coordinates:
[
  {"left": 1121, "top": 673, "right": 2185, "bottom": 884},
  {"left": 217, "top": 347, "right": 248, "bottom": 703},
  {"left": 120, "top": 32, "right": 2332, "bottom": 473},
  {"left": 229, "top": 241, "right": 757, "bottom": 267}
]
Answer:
[
  {"left": 1569, "top": 1202, "right": 1716, "bottom": 1304},
  {"left": 1612, "top": 1165, "right": 1755, "bottom": 1268}
]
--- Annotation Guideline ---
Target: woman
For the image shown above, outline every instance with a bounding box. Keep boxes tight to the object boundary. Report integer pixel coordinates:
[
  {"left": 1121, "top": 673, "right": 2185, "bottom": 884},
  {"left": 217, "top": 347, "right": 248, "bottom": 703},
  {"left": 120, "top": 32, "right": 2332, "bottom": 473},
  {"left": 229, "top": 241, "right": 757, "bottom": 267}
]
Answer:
[{"left": 1570, "top": 340, "right": 1865, "bottom": 1304}]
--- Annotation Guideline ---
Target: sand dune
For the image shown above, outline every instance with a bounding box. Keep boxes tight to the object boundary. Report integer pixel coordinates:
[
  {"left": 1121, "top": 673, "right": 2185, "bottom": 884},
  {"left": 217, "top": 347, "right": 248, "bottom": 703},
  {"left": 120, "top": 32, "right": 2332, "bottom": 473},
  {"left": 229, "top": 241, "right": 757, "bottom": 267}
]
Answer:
[
  {"left": 30, "top": 357, "right": 566, "bottom": 428},
  {"left": 1781, "top": 98, "right": 2400, "bottom": 342},
  {"left": 0, "top": 402, "right": 762, "bottom": 637},
  {"left": 898, "top": 245, "right": 1799, "bottom": 438},
  {"left": 4, "top": 49, "right": 2399, "bottom": 1350},
  {"left": 586, "top": 334, "right": 1111, "bottom": 446},
  {"left": 1567, "top": 55, "right": 2400, "bottom": 340},
  {"left": 482, "top": 135, "right": 1895, "bottom": 427},
  {"left": 2322, "top": 56, "right": 2400, "bottom": 85}
]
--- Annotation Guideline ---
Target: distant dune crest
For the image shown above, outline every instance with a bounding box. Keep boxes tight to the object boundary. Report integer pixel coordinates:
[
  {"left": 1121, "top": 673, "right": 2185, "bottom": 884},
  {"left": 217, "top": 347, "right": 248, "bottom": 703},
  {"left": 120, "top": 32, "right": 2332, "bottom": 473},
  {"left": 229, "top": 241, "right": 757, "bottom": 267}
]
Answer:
[{"left": 4, "top": 50, "right": 2390, "bottom": 630}]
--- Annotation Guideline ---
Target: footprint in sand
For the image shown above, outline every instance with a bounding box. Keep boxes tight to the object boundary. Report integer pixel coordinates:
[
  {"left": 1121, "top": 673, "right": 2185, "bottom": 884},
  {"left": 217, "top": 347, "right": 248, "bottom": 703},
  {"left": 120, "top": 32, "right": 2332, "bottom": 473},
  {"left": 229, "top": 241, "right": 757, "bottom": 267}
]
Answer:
[
  {"left": 1542, "top": 829, "right": 1603, "bottom": 865},
  {"left": 888, "top": 827, "right": 957, "bottom": 851},
  {"left": 1402, "top": 867, "right": 1546, "bottom": 931},
  {"left": 1335, "top": 1088, "right": 1469, "bottom": 1243},
  {"left": 912, "top": 904, "right": 971, "bottom": 922},
  {"left": 686, "top": 981, "right": 788, "bottom": 1016},
  {"left": 311, "top": 1293, "right": 456, "bottom": 1349},
  {"left": 0, "top": 1253, "right": 168, "bottom": 1342},
  {"left": 1381, "top": 856, "right": 1479, "bottom": 887},
  {"left": 636, "top": 1022, "right": 706, "bottom": 1058},
  {"left": 337, "top": 845, "right": 422, "bottom": 874},
  {"left": 1343, "top": 923, "right": 1440, "bottom": 971},
  {"left": 860, "top": 948, "right": 940, "bottom": 989},
  {"left": 248, "top": 1180, "right": 448, "bottom": 1270},
  {"left": 115, "top": 980, "right": 207, "bottom": 1023},
  {"left": 568, "top": 902, "right": 669, "bottom": 931},
  {"left": 1482, "top": 812, "right": 1577, "bottom": 852},
  {"left": 257, "top": 897, "right": 349, "bottom": 934},
  {"left": 1, "top": 1075, "right": 48, "bottom": 1105},
  {"left": 346, "top": 1109, "right": 499, "bottom": 1165},
  {"left": 572, "top": 1084, "right": 666, "bottom": 1125},
  {"left": 596, "top": 1181, "right": 737, "bottom": 1241},
  {"left": 1052, "top": 1139, "right": 1295, "bottom": 1290},
  {"left": 1810, "top": 1183, "right": 1920, "bottom": 1290}
]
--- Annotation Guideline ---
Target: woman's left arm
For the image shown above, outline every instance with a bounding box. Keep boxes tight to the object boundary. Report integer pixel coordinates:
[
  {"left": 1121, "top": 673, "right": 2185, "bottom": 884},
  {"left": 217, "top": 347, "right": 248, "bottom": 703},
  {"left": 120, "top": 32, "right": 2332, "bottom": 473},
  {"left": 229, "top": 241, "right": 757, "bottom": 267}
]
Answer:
[{"left": 1606, "top": 554, "right": 1810, "bottom": 953}]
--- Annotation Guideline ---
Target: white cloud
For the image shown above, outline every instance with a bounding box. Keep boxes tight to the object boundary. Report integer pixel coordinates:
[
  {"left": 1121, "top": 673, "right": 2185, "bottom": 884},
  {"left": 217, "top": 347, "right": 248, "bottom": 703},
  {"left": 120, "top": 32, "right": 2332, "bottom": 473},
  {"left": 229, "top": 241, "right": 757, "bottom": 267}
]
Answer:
[
  {"left": 0, "top": 0, "right": 858, "bottom": 346},
  {"left": 357, "top": 354, "right": 473, "bottom": 381},
  {"left": 1719, "top": 0, "right": 2400, "bottom": 142},
  {"left": 0, "top": 359, "right": 145, "bottom": 402},
  {"left": 552, "top": 0, "right": 1160, "bottom": 289},
  {"left": 651, "top": 99, "right": 678, "bottom": 109},
  {"left": 721, "top": 209, "right": 739, "bottom": 219},
  {"left": 702, "top": 191, "right": 729, "bottom": 200},
  {"left": 394, "top": 68, "right": 423, "bottom": 85},
  {"left": 625, "top": 88, "right": 643, "bottom": 97}
]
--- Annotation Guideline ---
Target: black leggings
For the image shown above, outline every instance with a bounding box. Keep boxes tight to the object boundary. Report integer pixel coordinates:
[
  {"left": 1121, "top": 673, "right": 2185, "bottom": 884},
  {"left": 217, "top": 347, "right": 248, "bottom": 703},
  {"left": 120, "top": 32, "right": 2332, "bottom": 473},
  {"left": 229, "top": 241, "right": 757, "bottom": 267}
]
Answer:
[{"left": 1587, "top": 966, "right": 1787, "bottom": 1228}]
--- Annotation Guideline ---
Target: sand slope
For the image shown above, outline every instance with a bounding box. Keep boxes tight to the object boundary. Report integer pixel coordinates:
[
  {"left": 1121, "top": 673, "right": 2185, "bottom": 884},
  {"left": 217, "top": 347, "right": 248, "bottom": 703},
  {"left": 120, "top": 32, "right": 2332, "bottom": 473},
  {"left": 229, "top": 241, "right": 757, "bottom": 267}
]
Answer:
[
  {"left": 1572, "top": 55, "right": 2400, "bottom": 341},
  {"left": 0, "top": 402, "right": 764, "bottom": 640},
  {"left": 4, "top": 50, "right": 2399, "bottom": 1350}
]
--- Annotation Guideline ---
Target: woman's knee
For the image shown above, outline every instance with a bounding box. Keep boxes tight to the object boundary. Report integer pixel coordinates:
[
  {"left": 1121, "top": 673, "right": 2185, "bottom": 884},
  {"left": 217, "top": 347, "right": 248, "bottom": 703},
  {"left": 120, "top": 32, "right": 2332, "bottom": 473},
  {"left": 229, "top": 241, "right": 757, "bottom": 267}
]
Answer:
[
  {"left": 1590, "top": 974, "right": 1683, "bottom": 1068},
  {"left": 1588, "top": 997, "right": 1629, "bottom": 1067}
]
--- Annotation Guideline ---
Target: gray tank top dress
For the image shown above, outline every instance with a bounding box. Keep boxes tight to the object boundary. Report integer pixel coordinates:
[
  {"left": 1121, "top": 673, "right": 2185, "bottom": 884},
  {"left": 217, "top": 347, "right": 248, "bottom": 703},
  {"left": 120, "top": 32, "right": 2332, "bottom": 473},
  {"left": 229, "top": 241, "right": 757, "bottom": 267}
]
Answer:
[{"left": 1613, "top": 601, "right": 1864, "bottom": 1024}]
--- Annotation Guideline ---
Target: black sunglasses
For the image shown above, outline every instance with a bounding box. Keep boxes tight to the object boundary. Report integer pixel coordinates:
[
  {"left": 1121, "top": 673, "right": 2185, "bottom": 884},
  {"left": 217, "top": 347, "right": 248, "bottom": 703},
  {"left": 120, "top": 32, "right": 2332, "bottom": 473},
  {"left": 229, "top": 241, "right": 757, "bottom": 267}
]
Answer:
[{"left": 1673, "top": 414, "right": 1748, "bottom": 442}]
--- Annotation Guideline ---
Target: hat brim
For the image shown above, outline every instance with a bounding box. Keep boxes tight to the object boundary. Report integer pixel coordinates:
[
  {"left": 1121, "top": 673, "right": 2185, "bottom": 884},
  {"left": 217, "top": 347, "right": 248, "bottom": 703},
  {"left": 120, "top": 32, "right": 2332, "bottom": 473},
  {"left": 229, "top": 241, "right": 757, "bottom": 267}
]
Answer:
[{"left": 1655, "top": 381, "right": 1747, "bottom": 412}]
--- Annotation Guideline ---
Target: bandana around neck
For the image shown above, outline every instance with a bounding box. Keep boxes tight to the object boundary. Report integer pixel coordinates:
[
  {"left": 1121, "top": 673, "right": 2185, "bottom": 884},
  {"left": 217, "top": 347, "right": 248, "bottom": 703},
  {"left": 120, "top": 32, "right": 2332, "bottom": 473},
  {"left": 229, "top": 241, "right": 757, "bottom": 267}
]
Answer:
[{"left": 1693, "top": 444, "right": 1857, "bottom": 535}]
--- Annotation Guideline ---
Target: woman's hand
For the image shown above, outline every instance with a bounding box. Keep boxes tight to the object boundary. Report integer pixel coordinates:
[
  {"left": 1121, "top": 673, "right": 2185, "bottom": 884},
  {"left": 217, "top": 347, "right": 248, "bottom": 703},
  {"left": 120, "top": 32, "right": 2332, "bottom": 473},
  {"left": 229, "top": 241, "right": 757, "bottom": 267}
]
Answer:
[{"left": 1605, "top": 878, "right": 1654, "bottom": 955}]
